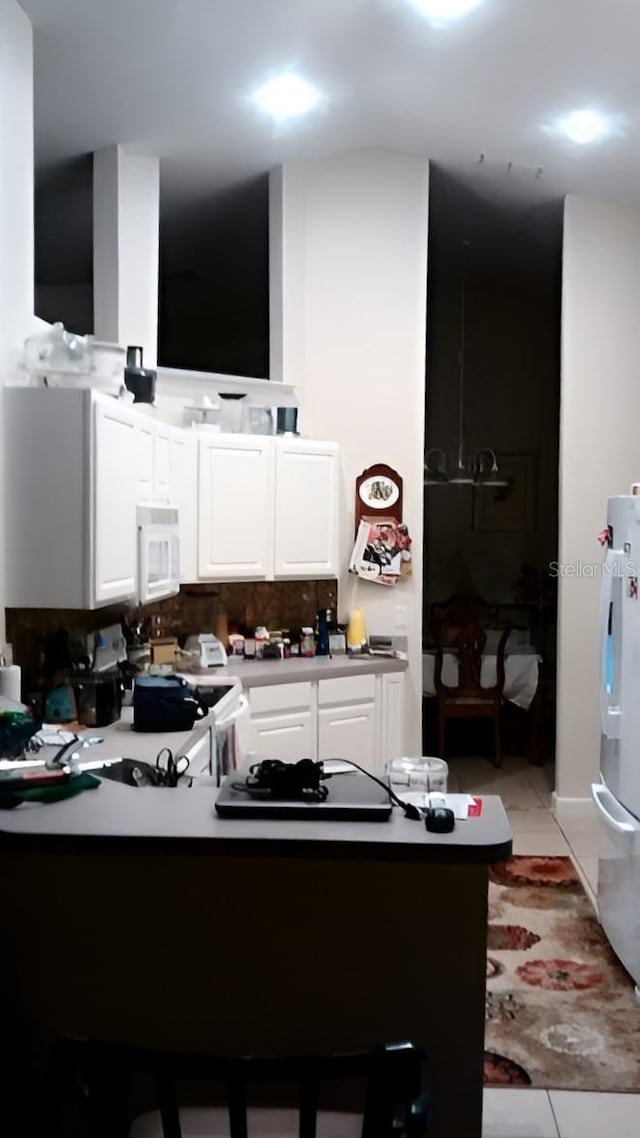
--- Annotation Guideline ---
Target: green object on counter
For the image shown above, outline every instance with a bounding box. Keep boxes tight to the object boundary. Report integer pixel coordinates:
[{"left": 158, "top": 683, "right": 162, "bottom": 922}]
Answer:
[{"left": 0, "top": 772, "right": 101, "bottom": 810}]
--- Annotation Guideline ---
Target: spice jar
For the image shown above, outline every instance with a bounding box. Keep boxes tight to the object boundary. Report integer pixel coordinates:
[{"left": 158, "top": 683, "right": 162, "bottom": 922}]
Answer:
[
  {"left": 255, "top": 626, "right": 269, "bottom": 658},
  {"left": 301, "top": 627, "right": 315, "bottom": 657}
]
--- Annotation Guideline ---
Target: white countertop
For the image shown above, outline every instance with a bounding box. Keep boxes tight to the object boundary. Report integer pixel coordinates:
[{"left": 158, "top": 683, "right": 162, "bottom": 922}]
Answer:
[
  {"left": 186, "top": 654, "right": 408, "bottom": 688},
  {"left": 0, "top": 770, "right": 512, "bottom": 863}
]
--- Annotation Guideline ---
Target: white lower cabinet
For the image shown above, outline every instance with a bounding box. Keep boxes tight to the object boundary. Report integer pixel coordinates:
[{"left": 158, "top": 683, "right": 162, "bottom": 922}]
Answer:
[
  {"left": 318, "top": 673, "right": 378, "bottom": 770},
  {"left": 243, "top": 672, "right": 405, "bottom": 772},
  {"left": 246, "top": 711, "right": 314, "bottom": 761},
  {"left": 245, "top": 683, "right": 315, "bottom": 761},
  {"left": 381, "top": 672, "right": 406, "bottom": 767},
  {"left": 318, "top": 703, "right": 376, "bottom": 766}
]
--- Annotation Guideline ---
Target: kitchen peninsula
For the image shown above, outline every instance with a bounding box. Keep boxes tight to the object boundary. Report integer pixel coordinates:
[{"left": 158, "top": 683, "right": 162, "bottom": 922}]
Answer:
[{"left": 0, "top": 777, "right": 510, "bottom": 1138}]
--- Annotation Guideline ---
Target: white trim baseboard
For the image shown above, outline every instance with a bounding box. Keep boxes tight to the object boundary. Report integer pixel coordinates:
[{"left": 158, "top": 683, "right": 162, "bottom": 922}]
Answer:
[{"left": 552, "top": 792, "right": 594, "bottom": 818}]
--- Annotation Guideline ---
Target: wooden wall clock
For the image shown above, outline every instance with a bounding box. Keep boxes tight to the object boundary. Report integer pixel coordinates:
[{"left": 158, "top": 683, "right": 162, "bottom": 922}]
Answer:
[{"left": 355, "top": 464, "right": 403, "bottom": 535}]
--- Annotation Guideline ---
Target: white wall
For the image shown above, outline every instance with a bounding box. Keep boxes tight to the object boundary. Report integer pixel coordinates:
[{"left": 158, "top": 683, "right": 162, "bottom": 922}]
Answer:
[
  {"left": 94, "top": 146, "right": 160, "bottom": 365},
  {"left": 270, "top": 150, "right": 429, "bottom": 753},
  {"left": 558, "top": 195, "right": 640, "bottom": 799},
  {"left": 0, "top": 0, "right": 34, "bottom": 648}
]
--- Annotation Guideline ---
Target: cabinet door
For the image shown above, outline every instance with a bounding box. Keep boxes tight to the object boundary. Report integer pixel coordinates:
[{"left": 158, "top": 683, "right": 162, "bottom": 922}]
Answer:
[
  {"left": 198, "top": 435, "right": 273, "bottom": 580},
  {"left": 245, "top": 711, "right": 313, "bottom": 761},
  {"left": 318, "top": 703, "right": 376, "bottom": 768},
  {"left": 176, "top": 431, "right": 198, "bottom": 582},
  {"left": 381, "top": 672, "right": 406, "bottom": 769},
  {"left": 93, "top": 402, "right": 138, "bottom": 605},
  {"left": 274, "top": 439, "right": 339, "bottom": 579},
  {"left": 134, "top": 417, "right": 154, "bottom": 503},
  {"left": 154, "top": 423, "right": 172, "bottom": 503}
]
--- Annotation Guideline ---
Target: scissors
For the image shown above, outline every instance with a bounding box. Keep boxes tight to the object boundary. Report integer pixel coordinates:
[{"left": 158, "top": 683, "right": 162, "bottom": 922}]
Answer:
[{"left": 155, "top": 747, "right": 190, "bottom": 787}]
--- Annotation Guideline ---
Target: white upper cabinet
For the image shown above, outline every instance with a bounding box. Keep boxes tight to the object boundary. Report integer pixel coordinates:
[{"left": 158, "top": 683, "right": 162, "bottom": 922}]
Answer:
[
  {"left": 198, "top": 434, "right": 274, "bottom": 580},
  {"left": 134, "top": 419, "right": 185, "bottom": 508},
  {"left": 195, "top": 434, "right": 340, "bottom": 584},
  {"left": 134, "top": 416, "right": 154, "bottom": 503},
  {"left": 4, "top": 390, "right": 338, "bottom": 603},
  {"left": 4, "top": 389, "right": 140, "bottom": 609},
  {"left": 176, "top": 431, "right": 198, "bottom": 583},
  {"left": 153, "top": 421, "right": 172, "bottom": 503},
  {"left": 273, "top": 439, "right": 339, "bottom": 579},
  {"left": 93, "top": 400, "right": 138, "bottom": 605}
]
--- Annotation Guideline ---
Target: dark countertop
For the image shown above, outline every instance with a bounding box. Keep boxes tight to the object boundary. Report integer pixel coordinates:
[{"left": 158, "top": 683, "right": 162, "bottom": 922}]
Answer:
[
  {"left": 184, "top": 654, "right": 408, "bottom": 688},
  {"left": 0, "top": 775, "right": 511, "bottom": 863}
]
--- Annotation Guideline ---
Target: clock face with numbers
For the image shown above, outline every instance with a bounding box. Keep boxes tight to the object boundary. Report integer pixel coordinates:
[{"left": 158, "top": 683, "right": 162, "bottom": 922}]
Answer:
[{"left": 358, "top": 474, "right": 400, "bottom": 510}]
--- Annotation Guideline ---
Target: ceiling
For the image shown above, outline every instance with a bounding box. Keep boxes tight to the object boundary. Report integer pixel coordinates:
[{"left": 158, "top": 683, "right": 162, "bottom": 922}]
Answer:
[{"left": 21, "top": 0, "right": 640, "bottom": 213}]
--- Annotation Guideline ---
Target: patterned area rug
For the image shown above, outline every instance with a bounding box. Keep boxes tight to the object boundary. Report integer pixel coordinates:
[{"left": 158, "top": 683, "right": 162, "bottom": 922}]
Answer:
[{"left": 484, "top": 855, "right": 640, "bottom": 1091}]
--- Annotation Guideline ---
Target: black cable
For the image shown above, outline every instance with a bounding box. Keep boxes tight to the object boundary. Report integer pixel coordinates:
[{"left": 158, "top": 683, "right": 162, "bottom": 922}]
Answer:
[{"left": 322, "top": 758, "right": 423, "bottom": 820}]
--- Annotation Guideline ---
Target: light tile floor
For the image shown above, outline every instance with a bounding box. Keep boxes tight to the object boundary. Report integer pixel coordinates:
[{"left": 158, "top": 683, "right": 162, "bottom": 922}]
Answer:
[{"left": 445, "top": 754, "right": 640, "bottom": 1138}]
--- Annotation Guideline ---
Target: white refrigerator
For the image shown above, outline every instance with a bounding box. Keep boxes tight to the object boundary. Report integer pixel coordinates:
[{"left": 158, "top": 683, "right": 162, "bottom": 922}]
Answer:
[{"left": 593, "top": 493, "right": 640, "bottom": 991}]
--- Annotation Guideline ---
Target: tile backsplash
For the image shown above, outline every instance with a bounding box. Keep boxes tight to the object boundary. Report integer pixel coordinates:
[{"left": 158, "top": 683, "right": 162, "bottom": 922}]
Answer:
[{"left": 6, "top": 578, "right": 338, "bottom": 693}]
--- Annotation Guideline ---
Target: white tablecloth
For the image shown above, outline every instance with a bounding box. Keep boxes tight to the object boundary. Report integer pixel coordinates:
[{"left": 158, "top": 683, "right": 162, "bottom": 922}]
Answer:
[{"left": 422, "top": 647, "right": 540, "bottom": 711}]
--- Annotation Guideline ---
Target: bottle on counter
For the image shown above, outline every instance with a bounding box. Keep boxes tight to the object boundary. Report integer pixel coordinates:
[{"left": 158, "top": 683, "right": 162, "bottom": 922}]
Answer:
[
  {"left": 228, "top": 633, "right": 245, "bottom": 657},
  {"left": 315, "top": 609, "right": 330, "bottom": 657},
  {"left": 254, "top": 626, "right": 269, "bottom": 659},
  {"left": 244, "top": 634, "right": 257, "bottom": 659},
  {"left": 300, "top": 627, "right": 315, "bottom": 657},
  {"left": 329, "top": 625, "right": 347, "bottom": 655},
  {"left": 347, "top": 610, "right": 368, "bottom": 655},
  {"left": 214, "top": 604, "right": 229, "bottom": 652}
]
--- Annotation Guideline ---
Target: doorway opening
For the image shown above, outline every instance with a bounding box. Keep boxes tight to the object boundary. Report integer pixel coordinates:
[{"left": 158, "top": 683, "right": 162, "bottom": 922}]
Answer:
[{"left": 422, "top": 165, "right": 563, "bottom": 799}]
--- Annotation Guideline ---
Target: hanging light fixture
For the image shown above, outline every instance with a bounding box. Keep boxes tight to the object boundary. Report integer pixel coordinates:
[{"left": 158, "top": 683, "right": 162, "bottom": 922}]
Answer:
[
  {"left": 425, "top": 240, "right": 508, "bottom": 489},
  {"left": 473, "top": 447, "right": 508, "bottom": 487},
  {"left": 424, "top": 447, "right": 450, "bottom": 484}
]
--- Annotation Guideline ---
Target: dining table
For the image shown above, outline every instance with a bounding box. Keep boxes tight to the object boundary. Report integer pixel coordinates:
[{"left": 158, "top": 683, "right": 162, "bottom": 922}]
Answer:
[{"left": 422, "top": 644, "right": 541, "bottom": 710}]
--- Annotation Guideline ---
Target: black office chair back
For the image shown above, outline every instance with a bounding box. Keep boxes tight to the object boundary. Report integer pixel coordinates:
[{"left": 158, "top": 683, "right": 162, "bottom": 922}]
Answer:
[{"left": 59, "top": 1037, "right": 429, "bottom": 1138}]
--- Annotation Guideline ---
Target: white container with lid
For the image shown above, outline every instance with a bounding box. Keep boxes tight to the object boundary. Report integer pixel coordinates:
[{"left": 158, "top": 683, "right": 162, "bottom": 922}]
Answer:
[{"left": 386, "top": 756, "right": 448, "bottom": 794}]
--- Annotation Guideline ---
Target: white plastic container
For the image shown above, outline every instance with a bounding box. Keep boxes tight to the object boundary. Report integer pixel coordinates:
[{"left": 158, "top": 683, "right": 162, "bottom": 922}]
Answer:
[
  {"left": 386, "top": 756, "right": 448, "bottom": 794},
  {"left": 218, "top": 393, "right": 247, "bottom": 432},
  {"left": 22, "top": 324, "right": 126, "bottom": 392}
]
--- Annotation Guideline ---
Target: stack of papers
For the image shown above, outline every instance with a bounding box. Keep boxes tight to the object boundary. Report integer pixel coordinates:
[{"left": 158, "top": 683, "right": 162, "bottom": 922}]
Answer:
[{"left": 393, "top": 790, "right": 482, "bottom": 819}]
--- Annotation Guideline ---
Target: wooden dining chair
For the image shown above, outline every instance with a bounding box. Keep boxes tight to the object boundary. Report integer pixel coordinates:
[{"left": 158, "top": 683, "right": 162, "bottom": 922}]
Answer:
[
  {"left": 55, "top": 1036, "right": 430, "bottom": 1138},
  {"left": 429, "top": 594, "right": 492, "bottom": 648},
  {"left": 433, "top": 616, "right": 510, "bottom": 769}
]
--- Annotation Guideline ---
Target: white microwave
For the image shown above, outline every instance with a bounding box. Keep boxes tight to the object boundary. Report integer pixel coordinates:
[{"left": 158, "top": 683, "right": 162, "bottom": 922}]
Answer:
[{"left": 137, "top": 506, "right": 180, "bottom": 604}]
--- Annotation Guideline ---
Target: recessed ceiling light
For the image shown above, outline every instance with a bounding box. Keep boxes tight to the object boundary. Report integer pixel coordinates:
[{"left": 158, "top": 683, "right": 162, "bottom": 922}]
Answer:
[
  {"left": 555, "top": 108, "right": 615, "bottom": 145},
  {"left": 409, "top": 0, "right": 484, "bottom": 25},
  {"left": 250, "top": 74, "right": 323, "bottom": 122}
]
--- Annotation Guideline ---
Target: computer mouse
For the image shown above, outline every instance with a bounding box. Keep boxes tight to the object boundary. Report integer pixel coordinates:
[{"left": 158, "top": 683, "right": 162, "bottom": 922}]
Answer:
[{"left": 424, "top": 806, "right": 455, "bottom": 833}]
